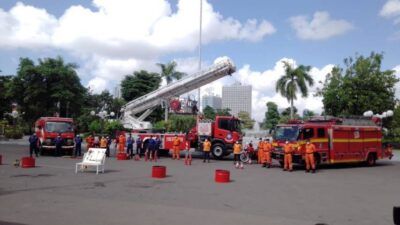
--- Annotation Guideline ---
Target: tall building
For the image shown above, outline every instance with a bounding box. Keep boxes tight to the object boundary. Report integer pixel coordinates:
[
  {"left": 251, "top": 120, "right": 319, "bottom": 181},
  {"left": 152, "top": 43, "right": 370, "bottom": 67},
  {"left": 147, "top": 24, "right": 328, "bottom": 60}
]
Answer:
[
  {"left": 113, "top": 85, "right": 121, "bottom": 98},
  {"left": 202, "top": 95, "right": 222, "bottom": 110},
  {"left": 222, "top": 83, "right": 252, "bottom": 117}
]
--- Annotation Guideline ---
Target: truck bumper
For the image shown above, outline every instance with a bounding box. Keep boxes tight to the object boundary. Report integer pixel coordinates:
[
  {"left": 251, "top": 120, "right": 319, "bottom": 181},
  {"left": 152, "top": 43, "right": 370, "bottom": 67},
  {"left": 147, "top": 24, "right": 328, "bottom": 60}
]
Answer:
[
  {"left": 42, "top": 146, "right": 74, "bottom": 150},
  {"left": 272, "top": 152, "right": 303, "bottom": 164}
]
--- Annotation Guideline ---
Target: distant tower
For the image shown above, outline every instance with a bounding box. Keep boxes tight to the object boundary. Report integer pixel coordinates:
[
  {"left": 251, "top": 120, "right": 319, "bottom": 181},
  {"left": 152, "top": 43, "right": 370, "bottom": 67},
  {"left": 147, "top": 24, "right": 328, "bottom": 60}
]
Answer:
[
  {"left": 114, "top": 85, "right": 121, "bottom": 98},
  {"left": 202, "top": 94, "right": 222, "bottom": 110},
  {"left": 222, "top": 83, "right": 252, "bottom": 117}
]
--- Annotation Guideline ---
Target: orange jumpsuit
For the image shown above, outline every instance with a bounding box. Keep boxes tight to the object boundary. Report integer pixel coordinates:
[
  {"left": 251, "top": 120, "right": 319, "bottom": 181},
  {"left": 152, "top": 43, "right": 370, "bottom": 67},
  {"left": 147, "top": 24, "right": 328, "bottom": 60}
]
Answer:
[
  {"left": 305, "top": 143, "right": 316, "bottom": 171},
  {"left": 172, "top": 137, "right": 181, "bottom": 160},
  {"left": 100, "top": 137, "right": 107, "bottom": 148},
  {"left": 86, "top": 136, "right": 94, "bottom": 149},
  {"left": 118, "top": 134, "right": 126, "bottom": 153},
  {"left": 257, "top": 141, "right": 264, "bottom": 164},
  {"left": 283, "top": 143, "right": 293, "bottom": 171},
  {"left": 262, "top": 142, "right": 272, "bottom": 166}
]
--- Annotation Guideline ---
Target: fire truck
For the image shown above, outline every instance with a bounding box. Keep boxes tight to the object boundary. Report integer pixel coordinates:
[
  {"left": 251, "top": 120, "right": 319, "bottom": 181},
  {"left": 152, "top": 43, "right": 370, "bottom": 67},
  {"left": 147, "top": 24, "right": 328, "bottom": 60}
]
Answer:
[
  {"left": 35, "top": 117, "right": 75, "bottom": 155},
  {"left": 271, "top": 117, "right": 391, "bottom": 167},
  {"left": 131, "top": 115, "right": 241, "bottom": 159},
  {"left": 119, "top": 57, "right": 242, "bottom": 159}
]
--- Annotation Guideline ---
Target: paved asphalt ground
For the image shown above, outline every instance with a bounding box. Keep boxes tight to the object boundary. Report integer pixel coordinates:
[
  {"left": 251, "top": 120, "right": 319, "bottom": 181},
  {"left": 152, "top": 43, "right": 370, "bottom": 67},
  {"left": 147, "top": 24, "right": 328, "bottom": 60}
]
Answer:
[{"left": 0, "top": 143, "right": 399, "bottom": 225}]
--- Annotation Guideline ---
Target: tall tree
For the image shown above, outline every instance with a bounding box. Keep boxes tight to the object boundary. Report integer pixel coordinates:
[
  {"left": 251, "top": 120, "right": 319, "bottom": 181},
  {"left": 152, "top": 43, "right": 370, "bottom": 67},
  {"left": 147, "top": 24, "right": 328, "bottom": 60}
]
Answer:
[
  {"left": 238, "top": 111, "right": 255, "bottom": 129},
  {"left": 318, "top": 52, "right": 398, "bottom": 116},
  {"left": 121, "top": 70, "right": 162, "bottom": 101},
  {"left": 302, "top": 109, "right": 315, "bottom": 120},
  {"left": 0, "top": 75, "right": 13, "bottom": 118},
  {"left": 276, "top": 61, "right": 314, "bottom": 119},
  {"left": 8, "top": 57, "right": 86, "bottom": 126},
  {"left": 157, "top": 61, "right": 186, "bottom": 84},
  {"left": 203, "top": 106, "right": 216, "bottom": 120},
  {"left": 262, "top": 102, "right": 280, "bottom": 130}
]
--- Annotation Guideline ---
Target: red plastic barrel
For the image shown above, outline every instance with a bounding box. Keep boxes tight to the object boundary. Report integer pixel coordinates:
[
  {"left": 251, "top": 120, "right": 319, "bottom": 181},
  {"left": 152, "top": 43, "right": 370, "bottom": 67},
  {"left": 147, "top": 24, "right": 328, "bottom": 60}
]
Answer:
[
  {"left": 117, "top": 153, "right": 128, "bottom": 160},
  {"left": 21, "top": 157, "right": 35, "bottom": 168},
  {"left": 215, "top": 169, "right": 230, "bottom": 183},
  {"left": 152, "top": 165, "right": 166, "bottom": 178}
]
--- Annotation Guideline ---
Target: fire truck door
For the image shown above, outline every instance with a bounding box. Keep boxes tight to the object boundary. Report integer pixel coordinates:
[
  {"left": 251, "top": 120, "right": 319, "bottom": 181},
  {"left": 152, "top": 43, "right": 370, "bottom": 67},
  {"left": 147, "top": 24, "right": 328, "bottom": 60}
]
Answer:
[{"left": 332, "top": 127, "right": 350, "bottom": 162}]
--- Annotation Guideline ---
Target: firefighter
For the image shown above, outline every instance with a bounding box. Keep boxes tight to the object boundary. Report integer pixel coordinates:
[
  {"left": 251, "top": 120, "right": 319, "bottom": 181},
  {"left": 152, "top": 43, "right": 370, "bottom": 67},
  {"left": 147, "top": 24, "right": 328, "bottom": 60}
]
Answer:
[
  {"left": 28, "top": 133, "right": 39, "bottom": 158},
  {"left": 233, "top": 141, "right": 243, "bottom": 169},
  {"left": 172, "top": 135, "right": 181, "bottom": 160},
  {"left": 106, "top": 136, "right": 112, "bottom": 157},
  {"left": 86, "top": 135, "right": 94, "bottom": 150},
  {"left": 118, "top": 134, "right": 126, "bottom": 154},
  {"left": 136, "top": 136, "right": 142, "bottom": 159},
  {"left": 100, "top": 136, "right": 107, "bottom": 149},
  {"left": 184, "top": 140, "right": 192, "bottom": 165},
  {"left": 154, "top": 136, "right": 161, "bottom": 162},
  {"left": 126, "top": 134, "right": 134, "bottom": 159},
  {"left": 257, "top": 138, "right": 264, "bottom": 164},
  {"left": 305, "top": 139, "right": 316, "bottom": 173},
  {"left": 54, "top": 133, "right": 63, "bottom": 157},
  {"left": 262, "top": 139, "right": 272, "bottom": 168},
  {"left": 146, "top": 136, "right": 156, "bottom": 161},
  {"left": 203, "top": 138, "right": 211, "bottom": 163},
  {"left": 283, "top": 140, "right": 293, "bottom": 172},
  {"left": 74, "top": 134, "right": 82, "bottom": 157}
]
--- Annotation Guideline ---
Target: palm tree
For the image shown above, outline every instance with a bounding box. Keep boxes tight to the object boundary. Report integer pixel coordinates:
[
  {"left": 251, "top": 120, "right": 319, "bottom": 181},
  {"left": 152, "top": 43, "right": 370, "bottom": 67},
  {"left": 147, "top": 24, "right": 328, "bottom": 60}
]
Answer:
[
  {"left": 275, "top": 61, "right": 314, "bottom": 119},
  {"left": 157, "top": 61, "right": 186, "bottom": 84}
]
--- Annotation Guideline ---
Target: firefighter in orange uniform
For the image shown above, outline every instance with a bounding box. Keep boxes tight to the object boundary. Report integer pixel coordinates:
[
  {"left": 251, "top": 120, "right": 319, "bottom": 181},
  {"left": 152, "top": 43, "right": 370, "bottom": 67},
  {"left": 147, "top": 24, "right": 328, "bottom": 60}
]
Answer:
[
  {"left": 262, "top": 139, "right": 272, "bottom": 168},
  {"left": 86, "top": 135, "right": 94, "bottom": 150},
  {"left": 257, "top": 138, "right": 264, "bottom": 164},
  {"left": 100, "top": 136, "right": 107, "bottom": 149},
  {"left": 118, "top": 134, "right": 126, "bottom": 153},
  {"left": 305, "top": 139, "right": 316, "bottom": 173},
  {"left": 233, "top": 141, "right": 243, "bottom": 169},
  {"left": 203, "top": 138, "right": 211, "bottom": 163},
  {"left": 172, "top": 135, "right": 181, "bottom": 160},
  {"left": 283, "top": 140, "right": 293, "bottom": 172}
]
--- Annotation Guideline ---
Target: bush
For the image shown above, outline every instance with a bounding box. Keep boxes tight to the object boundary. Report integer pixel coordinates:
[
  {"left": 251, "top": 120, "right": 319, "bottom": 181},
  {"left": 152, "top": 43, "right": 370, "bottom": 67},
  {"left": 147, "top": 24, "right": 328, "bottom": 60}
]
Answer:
[
  {"left": 88, "top": 120, "right": 102, "bottom": 134},
  {"left": 4, "top": 126, "right": 24, "bottom": 139},
  {"left": 104, "top": 120, "right": 124, "bottom": 136}
]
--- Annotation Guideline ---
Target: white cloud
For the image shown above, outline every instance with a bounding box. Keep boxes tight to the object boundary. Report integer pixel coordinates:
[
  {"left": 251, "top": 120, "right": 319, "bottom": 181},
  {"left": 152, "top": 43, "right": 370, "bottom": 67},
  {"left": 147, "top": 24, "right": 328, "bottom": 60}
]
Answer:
[
  {"left": 394, "top": 65, "right": 400, "bottom": 98},
  {"left": 289, "top": 11, "right": 353, "bottom": 40},
  {"left": 87, "top": 77, "right": 107, "bottom": 93},
  {"left": 199, "top": 58, "right": 334, "bottom": 122},
  {"left": 0, "top": 0, "right": 275, "bottom": 94},
  {"left": 380, "top": 0, "right": 400, "bottom": 18},
  {"left": 0, "top": 2, "right": 57, "bottom": 49}
]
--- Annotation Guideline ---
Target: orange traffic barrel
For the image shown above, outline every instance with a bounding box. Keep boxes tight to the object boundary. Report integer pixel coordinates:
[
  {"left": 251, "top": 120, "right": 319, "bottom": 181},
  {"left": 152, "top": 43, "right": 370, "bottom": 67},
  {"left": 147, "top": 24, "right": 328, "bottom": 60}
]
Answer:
[
  {"left": 152, "top": 165, "right": 166, "bottom": 178},
  {"left": 21, "top": 157, "right": 35, "bottom": 168},
  {"left": 117, "top": 153, "right": 128, "bottom": 160},
  {"left": 215, "top": 169, "right": 230, "bottom": 183}
]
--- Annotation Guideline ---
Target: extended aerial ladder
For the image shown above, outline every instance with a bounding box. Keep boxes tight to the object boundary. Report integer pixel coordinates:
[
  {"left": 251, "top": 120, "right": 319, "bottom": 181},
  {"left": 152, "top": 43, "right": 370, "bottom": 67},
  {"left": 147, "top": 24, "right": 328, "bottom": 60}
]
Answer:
[{"left": 120, "top": 57, "right": 236, "bottom": 129}]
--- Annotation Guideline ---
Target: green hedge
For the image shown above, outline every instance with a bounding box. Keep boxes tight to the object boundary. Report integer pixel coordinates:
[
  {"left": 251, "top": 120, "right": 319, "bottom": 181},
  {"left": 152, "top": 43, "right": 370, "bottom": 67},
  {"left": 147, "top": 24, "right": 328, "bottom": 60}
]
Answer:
[{"left": 4, "top": 127, "right": 24, "bottom": 139}]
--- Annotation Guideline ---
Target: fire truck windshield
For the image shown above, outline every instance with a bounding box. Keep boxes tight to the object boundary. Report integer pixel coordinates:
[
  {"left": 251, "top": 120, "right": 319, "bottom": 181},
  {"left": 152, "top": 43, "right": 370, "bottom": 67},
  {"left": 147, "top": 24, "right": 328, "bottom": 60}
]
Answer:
[
  {"left": 45, "top": 122, "right": 73, "bottom": 133},
  {"left": 274, "top": 126, "right": 299, "bottom": 141}
]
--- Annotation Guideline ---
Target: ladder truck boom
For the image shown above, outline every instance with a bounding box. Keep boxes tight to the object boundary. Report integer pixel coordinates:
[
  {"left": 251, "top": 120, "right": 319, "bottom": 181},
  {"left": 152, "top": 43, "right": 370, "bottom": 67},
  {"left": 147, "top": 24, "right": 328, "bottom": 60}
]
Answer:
[{"left": 121, "top": 57, "right": 236, "bottom": 129}]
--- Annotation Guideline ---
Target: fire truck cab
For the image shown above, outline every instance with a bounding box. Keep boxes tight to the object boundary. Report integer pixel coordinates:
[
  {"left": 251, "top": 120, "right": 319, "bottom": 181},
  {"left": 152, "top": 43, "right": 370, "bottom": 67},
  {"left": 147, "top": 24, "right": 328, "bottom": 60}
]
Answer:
[
  {"left": 35, "top": 117, "right": 75, "bottom": 155},
  {"left": 271, "top": 117, "right": 389, "bottom": 167}
]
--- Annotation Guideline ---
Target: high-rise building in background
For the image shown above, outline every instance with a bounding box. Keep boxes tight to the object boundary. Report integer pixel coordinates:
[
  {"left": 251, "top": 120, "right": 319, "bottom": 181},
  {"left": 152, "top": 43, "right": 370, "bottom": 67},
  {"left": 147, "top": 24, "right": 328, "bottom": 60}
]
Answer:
[
  {"left": 202, "top": 95, "right": 222, "bottom": 110},
  {"left": 114, "top": 85, "right": 121, "bottom": 98},
  {"left": 222, "top": 83, "right": 252, "bottom": 117}
]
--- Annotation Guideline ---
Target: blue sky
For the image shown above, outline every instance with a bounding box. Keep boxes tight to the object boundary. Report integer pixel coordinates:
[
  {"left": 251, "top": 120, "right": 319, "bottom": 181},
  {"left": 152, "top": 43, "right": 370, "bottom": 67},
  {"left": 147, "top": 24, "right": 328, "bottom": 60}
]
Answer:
[{"left": 0, "top": 0, "right": 399, "bottom": 121}]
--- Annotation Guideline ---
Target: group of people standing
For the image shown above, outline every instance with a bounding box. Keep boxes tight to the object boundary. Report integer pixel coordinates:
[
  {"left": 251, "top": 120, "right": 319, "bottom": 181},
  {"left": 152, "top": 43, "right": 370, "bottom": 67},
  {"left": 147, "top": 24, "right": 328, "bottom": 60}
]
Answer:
[
  {"left": 116, "top": 133, "right": 161, "bottom": 161},
  {"left": 28, "top": 133, "right": 67, "bottom": 157},
  {"left": 83, "top": 134, "right": 112, "bottom": 157}
]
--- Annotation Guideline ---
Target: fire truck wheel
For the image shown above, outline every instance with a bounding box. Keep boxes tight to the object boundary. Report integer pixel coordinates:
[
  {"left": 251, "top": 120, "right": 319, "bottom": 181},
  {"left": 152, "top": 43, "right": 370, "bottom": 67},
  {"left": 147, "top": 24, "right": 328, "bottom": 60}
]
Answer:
[
  {"left": 211, "top": 143, "right": 225, "bottom": 160},
  {"left": 366, "top": 153, "right": 376, "bottom": 166}
]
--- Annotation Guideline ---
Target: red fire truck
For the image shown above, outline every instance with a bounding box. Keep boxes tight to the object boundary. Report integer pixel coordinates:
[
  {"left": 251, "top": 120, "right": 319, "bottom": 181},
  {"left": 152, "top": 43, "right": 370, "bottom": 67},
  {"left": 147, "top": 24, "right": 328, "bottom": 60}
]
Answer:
[
  {"left": 271, "top": 117, "right": 391, "bottom": 167},
  {"left": 134, "top": 115, "right": 242, "bottom": 160},
  {"left": 35, "top": 117, "right": 75, "bottom": 155}
]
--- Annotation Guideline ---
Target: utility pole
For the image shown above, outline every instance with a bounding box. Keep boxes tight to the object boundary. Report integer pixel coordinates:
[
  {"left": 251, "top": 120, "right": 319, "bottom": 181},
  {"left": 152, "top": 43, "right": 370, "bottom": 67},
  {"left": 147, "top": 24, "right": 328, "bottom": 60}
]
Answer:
[{"left": 197, "top": 0, "right": 202, "bottom": 113}]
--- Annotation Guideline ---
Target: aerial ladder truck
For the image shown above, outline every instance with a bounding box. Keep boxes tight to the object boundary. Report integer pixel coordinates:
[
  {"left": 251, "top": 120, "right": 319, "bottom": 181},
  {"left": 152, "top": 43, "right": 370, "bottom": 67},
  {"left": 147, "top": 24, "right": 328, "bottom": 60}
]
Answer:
[{"left": 120, "top": 57, "right": 242, "bottom": 159}]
